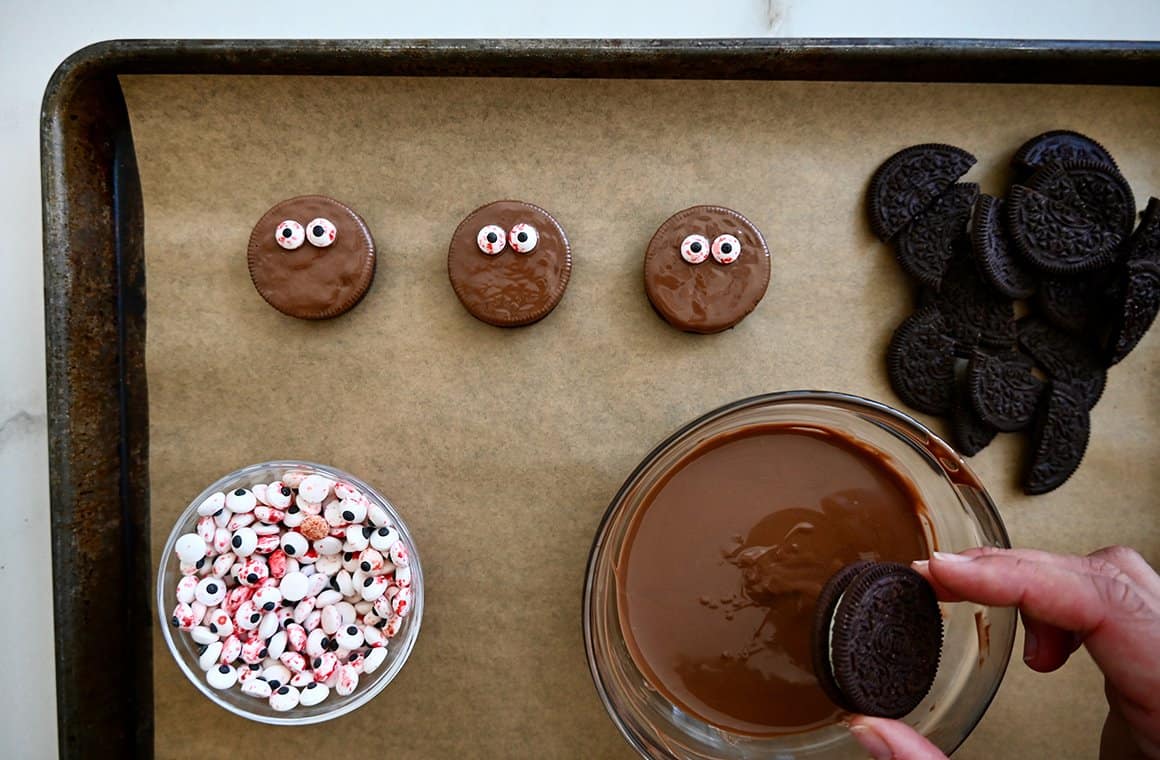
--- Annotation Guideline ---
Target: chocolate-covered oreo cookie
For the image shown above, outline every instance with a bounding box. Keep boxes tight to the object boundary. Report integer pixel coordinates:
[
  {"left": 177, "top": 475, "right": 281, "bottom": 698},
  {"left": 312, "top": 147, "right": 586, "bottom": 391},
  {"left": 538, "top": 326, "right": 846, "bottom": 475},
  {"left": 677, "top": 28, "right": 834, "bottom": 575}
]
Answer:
[
  {"left": 968, "top": 350, "right": 1045, "bottom": 432},
  {"left": 813, "top": 562, "right": 942, "bottom": 719},
  {"left": 887, "top": 308, "right": 957, "bottom": 415},
  {"left": 971, "top": 194, "right": 1037, "bottom": 299},
  {"left": 894, "top": 183, "right": 979, "bottom": 289},
  {"left": 1017, "top": 318, "right": 1106, "bottom": 409},
  {"left": 447, "top": 200, "right": 572, "bottom": 327},
  {"left": 868, "top": 144, "right": 977, "bottom": 241},
  {"left": 1012, "top": 130, "right": 1118, "bottom": 176},
  {"left": 643, "top": 205, "right": 771, "bottom": 334},
  {"left": 1103, "top": 258, "right": 1160, "bottom": 366},
  {"left": 247, "top": 195, "right": 376, "bottom": 319},
  {"left": 1024, "top": 382, "right": 1091, "bottom": 495}
]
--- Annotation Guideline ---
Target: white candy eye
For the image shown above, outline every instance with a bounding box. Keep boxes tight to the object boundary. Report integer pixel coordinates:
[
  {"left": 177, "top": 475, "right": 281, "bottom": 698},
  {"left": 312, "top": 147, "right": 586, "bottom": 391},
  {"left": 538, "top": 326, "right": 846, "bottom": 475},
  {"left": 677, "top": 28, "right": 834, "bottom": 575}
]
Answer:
[
  {"left": 305, "top": 218, "right": 337, "bottom": 248},
  {"left": 711, "top": 234, "right": 741, "bottom": 264},
  {"left": 680, "top": 234, "right": 710, "bottom": 264},
  {"left": 509, "top": 223, "right": 538, "bottom": 254},
  {"left": 275, "top": 220, "right": 305, "bottom": 250},
  {"left": 477, "top": 224, "right": 506, "bottom": 255}
]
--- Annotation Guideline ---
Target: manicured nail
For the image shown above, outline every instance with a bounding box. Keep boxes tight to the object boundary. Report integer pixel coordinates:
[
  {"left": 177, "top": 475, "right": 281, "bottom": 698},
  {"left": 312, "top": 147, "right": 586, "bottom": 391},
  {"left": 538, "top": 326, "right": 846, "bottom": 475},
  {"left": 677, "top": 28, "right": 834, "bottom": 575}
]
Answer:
[
  {"left": 850, "top": 723, "right": 893, "bottom": 760},
  {"left": 933, "top": 551, "right": 972, "bottom": 563},
  {"left": 1023, "top": 628, "right": 1038, "bottom": 663},
  {"left": 911, "top": 559, "right": 929, "bottom": 571}
]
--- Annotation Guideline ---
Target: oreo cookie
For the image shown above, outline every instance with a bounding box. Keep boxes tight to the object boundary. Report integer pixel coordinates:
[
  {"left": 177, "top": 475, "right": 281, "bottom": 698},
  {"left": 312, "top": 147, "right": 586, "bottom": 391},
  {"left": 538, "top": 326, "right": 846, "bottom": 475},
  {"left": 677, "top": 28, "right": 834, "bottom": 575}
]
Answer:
[
  {"left": 1017, "top": 317, "right": 1107, "bottom": 409},
  {"left": 968, "top": 350, "right": 1045, "bottom": 432},
  {"left": 971, "top": 194, "right": 1037, "bottom": 299},
  {"left": 951, "top": 383, "right": 998, "bottom": 456},
  {"left": 1036, "top": 275, "right": 1111, "bottom": 335},
  {"left": 1103, "top": 258, "right": 1160, "bottom": 366},
  {"left": 1006, "top": 184, "right": 1122, "bottom": 275},
  {"left": 894, "top": 183, "right": 979, "bottom": 289},
  {"left": 1123, "top": 197, "right": 1160, "bottom": 264},
  {"left": 1024, "top": 382, "right": 1091, "bottom": 495},
  {"left": 887, "top": 308, "right": 957, "bottom": 415},
  {"left": 812, "top": 562, "right": 943, "bottom": 718},
  {"left": 931, "top": 252, "right": 1016, "bottom": 349},
  {"left": 1012, "top": 130, "right": 1118, "bottom": 176},
  {"left": 868, "top": 144, "right": 977, "bottom": 241},
  {"left": 1027, "top": 161, "right": 1136, "bottom": 240}
]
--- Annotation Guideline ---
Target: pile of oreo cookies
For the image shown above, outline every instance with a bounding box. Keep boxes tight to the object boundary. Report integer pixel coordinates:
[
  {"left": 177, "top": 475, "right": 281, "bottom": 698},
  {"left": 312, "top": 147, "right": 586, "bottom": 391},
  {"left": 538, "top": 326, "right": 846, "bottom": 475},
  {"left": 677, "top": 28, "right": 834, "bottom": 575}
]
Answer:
[{"left": 869, "top": 132, "right": 1160, "bottom": 495}]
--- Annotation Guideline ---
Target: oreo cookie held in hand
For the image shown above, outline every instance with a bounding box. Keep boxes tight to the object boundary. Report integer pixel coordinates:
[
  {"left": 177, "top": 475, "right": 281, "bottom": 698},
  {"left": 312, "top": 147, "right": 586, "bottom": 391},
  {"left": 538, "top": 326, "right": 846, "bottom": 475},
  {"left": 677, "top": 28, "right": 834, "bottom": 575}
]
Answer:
[
  {"left": 812, "top": 561, "right": 942, "bottom": 718},
  {"left": 643, "top": 205, "right": 771, "bottom": 334},
  {"left": 247, "top": 196, "right": 376, "bottom": 319},
  {"left": 448, "top": 200, "right": 572, "bottom": 327}
]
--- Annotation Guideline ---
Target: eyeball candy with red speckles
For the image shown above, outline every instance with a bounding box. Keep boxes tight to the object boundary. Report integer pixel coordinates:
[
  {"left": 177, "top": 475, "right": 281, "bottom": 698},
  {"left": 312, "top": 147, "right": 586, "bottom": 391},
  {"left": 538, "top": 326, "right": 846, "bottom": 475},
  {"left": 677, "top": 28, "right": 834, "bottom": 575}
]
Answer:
[
  {"left": 299, "top": 681, "right": 329, "bottom": 706},
  {"left": 266, "top": 481, "right": 293, "bottom": 509},
  {"left": 267, "top": 630, "right": 288, "bottom": 660},
  {"left": 252, "top": 586, "right": 282, "bottom": 612},
  {"left": 176, "top": 575, "right": 198, "bottom": 604},
  {"left": 335, "top": 664, "right": 359, "bottom": 697},
  {"left": 198, "top": 492, "right": 225, "bottom": 517},
  {"left": 361, "top": 576, "right": 389, "bottom": 602},
  {"left": 195, "top": 577, "right": 226, "bottom": 607},
  {"left": 339, "top": 498, "right": 367, "bottom": 524},
  {"left": 175, "top": 533, "right": 207, "bottom": 565},
  {"left": 241, "top": 678, "right": 272, "bottom": 699},
  {"left": 388, "top": 540, "right": 409, "bottom": 568},
  {"left": 207, "top": 664, "right": 238, "bottom": 690},
  {"left": 370, "top": 525, "right": 398, "bottom": 551},
  {"left": 269, "top": 684, "right": 300, "bottom": 711},
  {"left": 336, "top": 625, "right": 364, "bottom": 650},
  {"left": 298, "top": 474, "right": 333, "bottom": 504},
  {"left": 363, "top": 646, "right": 388, "bottom": 674},
  {"left": 275, "top": 220, "right": 305, "bottom": 250},
  {"left": 226, "top": 488, "right": 257, "bottom": 514},
  {"left": 231, "top": 527, "right": 258, "bottom": 557},
  {"left": 280, "top": 531, "right": 309, "bottom": 558},
  {"left": 196, "top": 515, "right": 216, "bottom": 544}
]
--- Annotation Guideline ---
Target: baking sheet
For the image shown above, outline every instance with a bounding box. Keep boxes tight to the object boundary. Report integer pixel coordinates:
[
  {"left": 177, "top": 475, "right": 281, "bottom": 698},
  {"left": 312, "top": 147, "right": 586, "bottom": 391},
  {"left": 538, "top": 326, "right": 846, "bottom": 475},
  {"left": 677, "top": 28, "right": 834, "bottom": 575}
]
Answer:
[{"left": 121, "top": 74, "right": 1160, "bottom": 759}]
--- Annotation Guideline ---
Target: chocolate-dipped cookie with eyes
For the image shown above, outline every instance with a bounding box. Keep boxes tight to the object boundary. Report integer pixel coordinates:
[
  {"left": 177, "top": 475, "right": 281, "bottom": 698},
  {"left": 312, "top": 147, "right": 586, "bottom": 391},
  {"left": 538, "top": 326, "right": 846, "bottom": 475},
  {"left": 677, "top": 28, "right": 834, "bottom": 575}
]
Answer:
[
  {"left": 247, "top": 195, "right": 376, "bottom": 319},
  {"left": 644, "top": 205, "right": 771, "bottom": 333},
  {"left": 447, "top": 200, "right": 573, "bottom": 327}
]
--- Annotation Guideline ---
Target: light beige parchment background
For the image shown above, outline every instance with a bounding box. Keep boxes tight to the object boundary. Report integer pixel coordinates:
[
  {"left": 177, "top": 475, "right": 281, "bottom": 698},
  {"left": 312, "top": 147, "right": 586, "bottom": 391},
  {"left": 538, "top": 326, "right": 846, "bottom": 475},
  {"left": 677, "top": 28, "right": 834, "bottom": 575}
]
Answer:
[{"left": 121, "top": 75, "right": 1160, "bottom": 759}]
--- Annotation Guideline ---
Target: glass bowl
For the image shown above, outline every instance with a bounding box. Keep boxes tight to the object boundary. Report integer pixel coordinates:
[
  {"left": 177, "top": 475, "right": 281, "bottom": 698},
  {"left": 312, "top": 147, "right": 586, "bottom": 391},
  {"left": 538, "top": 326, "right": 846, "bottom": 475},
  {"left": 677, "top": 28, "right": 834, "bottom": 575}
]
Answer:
[
  {"left": 158, "top": 460, "right": 423, "bottom": 725},
  {"left": 584, "top": 391, "right": 1015, "bottom": 758}
]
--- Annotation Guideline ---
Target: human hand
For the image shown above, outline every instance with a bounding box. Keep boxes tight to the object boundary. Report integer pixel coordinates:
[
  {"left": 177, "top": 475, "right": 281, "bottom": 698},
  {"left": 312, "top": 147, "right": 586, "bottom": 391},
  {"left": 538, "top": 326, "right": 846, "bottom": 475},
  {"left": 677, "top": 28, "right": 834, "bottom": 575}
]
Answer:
[{"left": 846, "top": 546, "right": 1160, "bottom": 760}]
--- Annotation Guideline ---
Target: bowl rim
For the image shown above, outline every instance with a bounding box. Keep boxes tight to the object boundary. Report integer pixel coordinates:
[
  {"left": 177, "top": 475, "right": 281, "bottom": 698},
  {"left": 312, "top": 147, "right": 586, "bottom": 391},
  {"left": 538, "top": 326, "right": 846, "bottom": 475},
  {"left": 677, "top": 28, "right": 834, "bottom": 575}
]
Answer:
[
  {"left": 157, "top": 459, "right": 424, "bottom": 726},
  {"left": 582, "top": 390, "right": 1014, "bottom": 757}
]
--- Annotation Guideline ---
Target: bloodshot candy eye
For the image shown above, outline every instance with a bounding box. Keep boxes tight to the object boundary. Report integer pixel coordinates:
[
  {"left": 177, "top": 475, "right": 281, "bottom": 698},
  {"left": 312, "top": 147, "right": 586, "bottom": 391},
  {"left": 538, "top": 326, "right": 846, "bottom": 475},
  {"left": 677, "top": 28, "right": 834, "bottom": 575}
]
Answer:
[
  {"left": 275, "top": 220, "right": 305, "bottom": 250},
  {"left": 679, "top": 234, "right": 710, "bottom": 264},
  {"left": 305, "top": 218, "right": 337, "bottom": 247},
  {"left": 508, "top": 223, "right": 538, "bottom": 254},
  {"left": 476, "top": 224, "right": 506, "bottom": 255},
  {"left": 711, "top": 233, "right": 741, "bottom": 264}
]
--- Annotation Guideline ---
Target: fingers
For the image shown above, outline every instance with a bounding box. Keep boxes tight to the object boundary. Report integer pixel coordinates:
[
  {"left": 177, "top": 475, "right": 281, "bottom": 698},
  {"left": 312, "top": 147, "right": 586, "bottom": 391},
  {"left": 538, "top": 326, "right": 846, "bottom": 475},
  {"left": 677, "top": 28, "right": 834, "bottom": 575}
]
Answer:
[
  {"left": 1087, "top": 546, "right": 1160, "bottom": 603},
  {"left": 1020, "top": 611, "right": 1081, "bottom": 672},
  {"left": 849, "top": 716, "right": 948, "bottom": 760}
]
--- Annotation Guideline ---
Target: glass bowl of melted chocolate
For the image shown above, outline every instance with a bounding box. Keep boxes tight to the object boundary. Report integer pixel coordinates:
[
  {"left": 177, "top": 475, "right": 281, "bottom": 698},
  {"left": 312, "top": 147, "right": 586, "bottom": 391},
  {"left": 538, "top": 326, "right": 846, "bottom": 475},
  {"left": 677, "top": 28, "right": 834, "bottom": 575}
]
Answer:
[{"left": 584, "top": 391, "right": 1015, "bottom": 758}]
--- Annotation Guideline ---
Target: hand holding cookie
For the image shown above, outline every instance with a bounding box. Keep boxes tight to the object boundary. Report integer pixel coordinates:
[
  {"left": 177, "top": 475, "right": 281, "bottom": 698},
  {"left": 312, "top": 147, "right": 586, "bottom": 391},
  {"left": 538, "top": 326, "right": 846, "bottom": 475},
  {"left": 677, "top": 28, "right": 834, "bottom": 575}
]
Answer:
[{"left": 850, "top": 547, "right": 1160, "bottom": 760}]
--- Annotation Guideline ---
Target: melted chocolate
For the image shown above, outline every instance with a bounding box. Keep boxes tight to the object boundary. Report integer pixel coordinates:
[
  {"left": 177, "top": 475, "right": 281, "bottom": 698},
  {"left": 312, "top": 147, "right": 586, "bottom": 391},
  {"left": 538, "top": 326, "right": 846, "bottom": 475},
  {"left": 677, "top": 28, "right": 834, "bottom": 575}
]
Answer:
[
  {"left": 447, "top": 200, "right": 572, "bottom": 327},
  {"left": 247, "top": 196, "right": 376, "bottom": 320},
  {"left": 643, "top": 206, "right": 771, "bottom": 333},
  {"left": 617, "top": 423, "right": 929, "bottom": 736}
]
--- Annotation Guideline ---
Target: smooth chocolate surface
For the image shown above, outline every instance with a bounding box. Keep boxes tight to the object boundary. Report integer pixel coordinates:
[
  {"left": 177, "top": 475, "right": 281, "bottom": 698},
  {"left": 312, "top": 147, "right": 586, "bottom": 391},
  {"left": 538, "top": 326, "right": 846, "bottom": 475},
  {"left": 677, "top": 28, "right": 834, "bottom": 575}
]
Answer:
[
  {"left": 643, "top": 205, "right": 770, "bottom": 333},
  {"left": 617, "top": 423, "right": 929, "bottom": 735},
  {"left": 247, "top": 195, "right": 376, "bottom": 319},
  {"left": 447, "top": 200, "right": 572, "bottom": 327}
]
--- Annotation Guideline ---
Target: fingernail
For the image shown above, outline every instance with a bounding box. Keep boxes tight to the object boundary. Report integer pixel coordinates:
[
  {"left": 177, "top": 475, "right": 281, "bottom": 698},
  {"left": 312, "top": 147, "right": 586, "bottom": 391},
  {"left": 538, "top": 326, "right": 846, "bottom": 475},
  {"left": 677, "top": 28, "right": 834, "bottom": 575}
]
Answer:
[
  {"left": 911, "top": 559, "right": 929, "bottom": 571},
  {"left": 933, "top": 551, "right": 972, "bottom": 563},
  {"left": 1023, "top": 629, "right": 1038, "bottom": 663},
  {"left": 850, "top": 724, "right": 893, "bottom": 760}
]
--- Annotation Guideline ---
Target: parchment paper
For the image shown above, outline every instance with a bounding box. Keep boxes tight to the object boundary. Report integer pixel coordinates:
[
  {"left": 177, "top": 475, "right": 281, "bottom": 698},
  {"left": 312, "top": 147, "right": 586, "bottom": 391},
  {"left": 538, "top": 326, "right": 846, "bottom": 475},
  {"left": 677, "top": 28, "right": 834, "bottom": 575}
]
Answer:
[{"left": 121, "top": 74, "right": 1160, "bottom": 759}]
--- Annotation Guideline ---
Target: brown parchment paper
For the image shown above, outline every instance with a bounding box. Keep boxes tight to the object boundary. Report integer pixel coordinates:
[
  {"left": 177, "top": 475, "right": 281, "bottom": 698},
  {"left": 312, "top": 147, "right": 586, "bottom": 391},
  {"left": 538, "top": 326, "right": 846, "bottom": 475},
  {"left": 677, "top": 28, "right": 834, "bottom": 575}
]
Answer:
[{"left": 122, "top": 74, "right": 1160, "bottom": 759}]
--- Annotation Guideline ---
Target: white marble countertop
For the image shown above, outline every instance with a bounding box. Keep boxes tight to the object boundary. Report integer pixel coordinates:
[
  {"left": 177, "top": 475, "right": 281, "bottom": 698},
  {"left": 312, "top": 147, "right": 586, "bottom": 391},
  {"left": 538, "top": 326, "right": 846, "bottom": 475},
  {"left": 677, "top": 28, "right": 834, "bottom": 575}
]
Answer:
[{"left": 4, "top": 1, "right": 1159, "bottom": 756}]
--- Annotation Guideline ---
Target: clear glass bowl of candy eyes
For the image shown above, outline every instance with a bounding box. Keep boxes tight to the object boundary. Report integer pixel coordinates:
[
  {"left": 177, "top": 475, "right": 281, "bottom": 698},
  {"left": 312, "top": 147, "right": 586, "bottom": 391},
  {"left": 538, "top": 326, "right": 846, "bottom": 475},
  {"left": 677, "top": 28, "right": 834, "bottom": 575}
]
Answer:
[{"left": 158, "top": 461, "right": 423, "bottom": 724}]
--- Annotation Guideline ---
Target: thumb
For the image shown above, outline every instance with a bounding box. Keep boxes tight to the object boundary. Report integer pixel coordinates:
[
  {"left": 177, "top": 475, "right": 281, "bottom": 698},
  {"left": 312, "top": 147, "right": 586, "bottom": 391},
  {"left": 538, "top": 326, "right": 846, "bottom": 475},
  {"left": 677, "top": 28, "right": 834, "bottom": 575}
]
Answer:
[{"left": 849, "top": 716, "right": 947, "bottom": 760}]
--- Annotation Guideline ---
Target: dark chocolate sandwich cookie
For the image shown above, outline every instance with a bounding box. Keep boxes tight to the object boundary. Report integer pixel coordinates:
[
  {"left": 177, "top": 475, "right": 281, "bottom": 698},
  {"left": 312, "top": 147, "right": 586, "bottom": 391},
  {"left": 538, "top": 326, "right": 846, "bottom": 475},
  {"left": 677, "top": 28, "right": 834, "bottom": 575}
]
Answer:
[
  {"left": 971, "top": 194, "right": 1037, "bottom": 300},
  {"left": 967, "top": 350, "right": 1045, "bottom": 432},
  {"left": 247, "top": 195, "right": 376, "bottom": 319},
  {"left": 950, "top": 384, "right": 998, "bottom": 457},
  {"left": 1006, "top": 184, "right": 1122, "bottom": 276},
  {"left": 930, "top": 252, "right": 1015, "bottom": 349},
  {"left": 868, "top": 144, "right": 977, "bottom": 241},
  {"left": 1026, "top": 161, "right": 1136, "bottom": 240},
  {"left": 1036, "top": 275, "right": 1111, "bottom": 335},
  {"left": 447, "top": 200, "right": 572, "bottom": 327},
  {"left": 812, "top": 561, "right": 942, "bottom": 718},
  {"left": 643, "top": 205, "right": 771, "bottom": 334},
  {"left": 1012, "top": 130, "right": 1118, "bottom": 176},
  {"left": 1103, "top": 258, "right": 1160, "bottom": 366},
  {"left": 1017, "top": 317, "right": 1107, "bottom": 409},
  {"left": 894, "top": 183, "right": 978, "bottom": 289},
  {"left": 1024, "top": 382, "right": 1091, "bottom": 495},
  {"left": 1123, "top": 197, "right": 1160, "bottom": 264},
  {"left": 887, "top": 307, "right": 957, "bottom": 415}
]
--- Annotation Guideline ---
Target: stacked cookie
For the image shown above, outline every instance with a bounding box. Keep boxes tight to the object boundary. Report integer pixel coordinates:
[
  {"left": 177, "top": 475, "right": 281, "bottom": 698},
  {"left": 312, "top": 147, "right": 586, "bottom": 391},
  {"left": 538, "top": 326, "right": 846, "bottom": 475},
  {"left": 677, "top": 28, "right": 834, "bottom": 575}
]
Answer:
[{"left": 870, "top": 133, "right": 1160, "bottom": 494}]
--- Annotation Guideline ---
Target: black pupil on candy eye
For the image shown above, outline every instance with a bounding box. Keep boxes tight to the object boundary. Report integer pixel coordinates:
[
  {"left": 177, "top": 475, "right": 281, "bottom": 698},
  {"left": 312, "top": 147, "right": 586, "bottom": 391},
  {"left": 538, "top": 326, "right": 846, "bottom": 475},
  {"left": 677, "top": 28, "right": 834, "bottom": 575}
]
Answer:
[
  {"left": 232, "top": 536, "right": 242, "bottom": 548},
  {"left": 264, "top": 602, "right": 275, "bottom": 610},
  {"left": 281, "top": 487, "right": 292, "bottom": 496},
  {"left": 288, "top": 506, "right": 299, "bottom": 514},
  {"left": 285, "top": 546, "right": 295, "bottom": 555},
  {"left": 248, "top": 574, "right": 258, "bottom": 583},
  {"left": 347, "top": 626, "right": 357, "bottom": 635},
  {"left": 235, "top": 489, "right": 245, "bottom": 496},
  {"left": 343, "top": 511, "right": 355, "bottom": 521},
  {"left": 312, "top": 226, "right": 324, "bottom": 237},
  {"left": 361, "top": 562, "right": 371, "bottom": 571},
  {"left": 314, "top": 658, "right": 321, "bottom": 667},
  {"left": 344, "top": 552, "right": 353, "bottom": 561},
  {"left": 207, "top": 584, "right": 217, "bottom": 594},
  {"left": 281, "top": 228, "right": 292, "bottom": 238},
  {"left": 486, "top": 232, "right": 498, "bottom": 243},
  {"left": 363, "top": 527, "right": 373, "bottom": 538},
  {"left": 690, "top": 242, "right": 701, "bottom": 253},
  {"left": 378, "top": 528, "right": 389, "bottom": 536},
  {"left": 364, "top": 578, "right": 374, "bottom": 587},
  {"left": 251, "top": 614, "right": 260, "bottom": 623},
  {"left": 219, "top": 665, "right": 229, "bottom": 673},
  {"left": 517, "top": 232, "right": 528, "bottom": 242},
  {"left": 278, "top": 686, "right": 289, "bottom": 695},
  {"left": 721, "top": 243, "right": 733, "bottom": 254}
]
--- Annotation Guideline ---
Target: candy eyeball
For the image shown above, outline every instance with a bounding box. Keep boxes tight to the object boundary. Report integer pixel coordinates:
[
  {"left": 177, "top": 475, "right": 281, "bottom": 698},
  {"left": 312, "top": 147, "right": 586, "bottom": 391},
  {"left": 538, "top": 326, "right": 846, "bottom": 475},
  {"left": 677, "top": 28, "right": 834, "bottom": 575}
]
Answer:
[
  {"left": 275, "top": 220, "right": 305, "bottom": 250},
  {"left": 509, "top": 223, "right": 538, "bottom": 254},
  {"left": 476, "top": 224, "right": 506, "bottom": 255},
  {"left": 680, "top": 234, "right": 711, "bottom": 264},
  {"left": 711, "top": 234, "right": 741, "bottom": 265},
  {"left": 305, "top": 218, "right": 337, "bottom": 248}
]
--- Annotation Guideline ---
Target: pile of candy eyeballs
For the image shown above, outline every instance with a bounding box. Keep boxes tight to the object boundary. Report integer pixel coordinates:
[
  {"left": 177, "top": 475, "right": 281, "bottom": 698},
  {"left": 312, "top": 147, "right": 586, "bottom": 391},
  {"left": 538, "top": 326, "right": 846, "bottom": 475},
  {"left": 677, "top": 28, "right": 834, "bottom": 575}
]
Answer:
[{"left": 170, "top": 470, "right": 414, "bottom": 712}]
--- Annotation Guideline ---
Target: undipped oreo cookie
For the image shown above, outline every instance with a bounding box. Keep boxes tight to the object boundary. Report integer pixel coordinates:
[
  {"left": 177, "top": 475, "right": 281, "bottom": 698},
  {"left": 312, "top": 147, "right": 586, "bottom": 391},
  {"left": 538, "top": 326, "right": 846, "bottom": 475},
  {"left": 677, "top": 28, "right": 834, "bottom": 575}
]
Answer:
[
  {"left": 1012, "top": 130, "right": 1118, "bottom": 176},
  {"left": 887, "top": 308, "right": 957, "bottom": 415},
  {"left": 868, "top": 144, "right": 977, "bottom": 241},
  {"left": 971, "top": 194, "right": 1037, "bottom": 300},
  {"left": 1024, "top": 382, "right": 1092, "bottom": 495},
  {"left": 1017, "top": 317, "right": 1107, "bottom": 409},
  {"left": 967, "top": 350, "right": 1045, "bottom": 432},
  {"left": 1103, "top": 258, "right": 1160, "bottom": 366},
  {"left": 894, "top": 183, "right": 979, "bottom": 289},
  {"left": 811, "top": 561, "right": 942, "bottom": 718}
]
